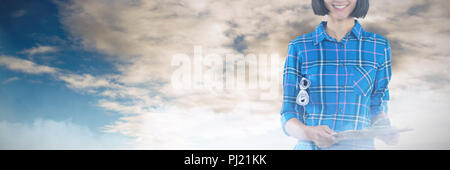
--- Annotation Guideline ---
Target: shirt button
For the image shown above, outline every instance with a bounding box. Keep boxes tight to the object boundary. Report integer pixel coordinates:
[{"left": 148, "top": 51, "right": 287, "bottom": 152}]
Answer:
[{"left": 339, "top": 108, "right": 343, "bottom": 113}]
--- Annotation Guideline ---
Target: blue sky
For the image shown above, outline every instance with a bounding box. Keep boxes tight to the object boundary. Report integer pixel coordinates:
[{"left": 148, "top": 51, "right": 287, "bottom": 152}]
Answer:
[
  {"left": 1, "top": 0, "right": 449, "bottom": 149},
  {"left": 0, "top": 0, "right": 124, "bottom": 142}
]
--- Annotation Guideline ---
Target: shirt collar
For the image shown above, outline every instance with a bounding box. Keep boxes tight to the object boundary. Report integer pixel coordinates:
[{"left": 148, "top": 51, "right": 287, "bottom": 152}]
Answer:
[{"left": 313, "top": 19, "right": 364, "bottom": 45}]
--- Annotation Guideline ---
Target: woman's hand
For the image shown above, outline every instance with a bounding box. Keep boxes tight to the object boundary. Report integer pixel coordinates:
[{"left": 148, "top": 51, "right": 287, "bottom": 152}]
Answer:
[
  {"left": 284, "top": 118, "right": 337, "bottom": 148},
  {"left": 303, "top": 125, "right": 337, "bottom": 148}
]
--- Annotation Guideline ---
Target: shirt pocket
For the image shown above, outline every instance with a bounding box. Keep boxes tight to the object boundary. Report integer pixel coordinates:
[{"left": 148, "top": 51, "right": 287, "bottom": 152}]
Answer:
[
  {"left": 301, "top": 65, "right": 320, "bottom": 89},
  {"left": 351, "top": 65, "right": 377, "bottom": 96}
]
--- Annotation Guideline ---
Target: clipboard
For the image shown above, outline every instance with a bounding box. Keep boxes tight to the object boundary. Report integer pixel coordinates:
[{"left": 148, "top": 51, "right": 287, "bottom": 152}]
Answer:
[{"left": 332, "top": 127, "right": 413, "bottom": 143}]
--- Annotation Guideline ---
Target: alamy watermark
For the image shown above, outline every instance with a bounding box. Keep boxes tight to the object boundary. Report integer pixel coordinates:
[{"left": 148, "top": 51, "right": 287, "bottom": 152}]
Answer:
[{"left": 171, "top": 46, "right": 283, "bottom": 100}]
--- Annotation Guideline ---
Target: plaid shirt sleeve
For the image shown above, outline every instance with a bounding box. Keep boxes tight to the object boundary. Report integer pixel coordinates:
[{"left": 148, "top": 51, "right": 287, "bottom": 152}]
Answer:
[
  {"left": 369, "top": 41, "right": 392, "bottom": 120},
  {"left": 280, "top": 42, "right": 303, "bottom": 136}
]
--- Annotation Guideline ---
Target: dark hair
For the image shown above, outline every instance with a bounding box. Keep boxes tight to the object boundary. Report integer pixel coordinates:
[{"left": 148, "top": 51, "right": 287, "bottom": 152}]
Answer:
[{"left": 311, "top": 0, "right": 369, "bottom": 18}]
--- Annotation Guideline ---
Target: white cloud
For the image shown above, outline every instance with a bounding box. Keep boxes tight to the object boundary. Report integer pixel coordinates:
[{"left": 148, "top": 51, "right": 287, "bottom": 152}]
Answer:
[
  {"left": 11, "top": 9, "right": 26, "bottom": 18},
  {"left": 58, "top": 73, "right": 113, "bottom": 89},
  {"left": 0, "top": 119, "right": 131, "bottom": 149},
  {"left": 0, "top": 56, "right": 57, "bottom": 74},
  {"left": 98, "top": 99, "right": 150, "bottom": 115},
  {"left": 103, "top": 106, "right": 296, "bottom": 149},
  {"left": 56, "top": 0, "right": 312, "bottom": 85},
  {"left": 0, "top": 55, "right": 114, "bottom": 90},
  {"left": 19, "top": 0, "right": 445, "bottom": 149},
  {"left": 0, "top": 55, "right": 124, "bottom": 97},
  {"left": 376, "top": 86, "right": 450, "bottom": 149},
  {"left": 2, "top": 76, "right": 20, "bottom": 84},
  {"left": 20, "top": 45, "right": 58, "bottom": 56}
]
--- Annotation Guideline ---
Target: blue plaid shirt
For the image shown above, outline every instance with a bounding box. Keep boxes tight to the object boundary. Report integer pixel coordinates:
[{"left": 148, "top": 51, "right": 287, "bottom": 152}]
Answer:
[{"left": 280, "top": 20, "right": 392, "bottom": 149}]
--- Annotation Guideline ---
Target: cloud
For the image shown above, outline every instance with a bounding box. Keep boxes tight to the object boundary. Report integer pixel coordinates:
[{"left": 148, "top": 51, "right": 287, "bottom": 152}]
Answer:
[
  {"left": 11, "top": 9, "right": 26, "bottom": 18},
  {"left": 58, "top": 73, "right": 113, "bottom": 89},
  {"left": 55, "top": 0, "right": 313, "bottom": 84},
  {"left": 103, "top": 106, "right": 296, "bottom": 149},
  {"left": 0, "top": 55, "right": 122, "bottom": 98},
  {"left": 376, "top": 85, "right": 450, "bottom": 149},
  {"left": 48, "top": 0, "right": 450, "bottom": 149},
  {"left": 0, "top": 54, "right": 117, "bottom": 90},
  {"left": 2, "top": 0, "right": 447, "bottom": 149},
  {"left": 231, "top": 35, "right": 248, "bottom": 53},
  {"left": 98, "top": 99, "right": 150, "bottom": 115},
  {"left": 406, "top": 1, "right": 430, "bottom": 16},
  {"left": 20, "top": 45, "right": 58, "bottom": 56},
  {"left": 0, "top": 119, "right": 131, "bottom": 149},
  {"left": 0, "top": 56, "right": 58, "bottom": 74},
  {"left": 2, "top": 76, "right": 20, "bottom": 84},
  {"left": 0, "top": 0, "right": 426, "bottom": 149}
]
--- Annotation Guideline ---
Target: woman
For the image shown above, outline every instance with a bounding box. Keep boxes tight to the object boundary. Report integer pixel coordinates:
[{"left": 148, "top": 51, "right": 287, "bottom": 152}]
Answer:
[{"left": 280, "top": 0, "right": 398, "bottom": 150}]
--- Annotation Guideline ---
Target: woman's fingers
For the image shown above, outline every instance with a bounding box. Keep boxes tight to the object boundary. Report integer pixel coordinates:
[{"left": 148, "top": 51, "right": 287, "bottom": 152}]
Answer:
[
  {"left": 315, "top": 127, "right": 336, "bottom": 148},
  {"left": 320, "top": 125, "right": 337, "bottom": 135},
  {"left": 310, "top": 126, "right": 338, "bottom": 148}
]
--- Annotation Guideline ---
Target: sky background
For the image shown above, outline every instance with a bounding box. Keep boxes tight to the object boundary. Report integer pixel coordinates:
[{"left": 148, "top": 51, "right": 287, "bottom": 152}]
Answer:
[{"left": 0, "top": 0, "right": 449, "bottom": 149}]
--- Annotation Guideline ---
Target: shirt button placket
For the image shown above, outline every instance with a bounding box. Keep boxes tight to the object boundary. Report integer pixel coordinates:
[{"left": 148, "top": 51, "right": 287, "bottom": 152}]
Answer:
[{"left": 337, "top": 42, "right": 344, "bottom": 116}]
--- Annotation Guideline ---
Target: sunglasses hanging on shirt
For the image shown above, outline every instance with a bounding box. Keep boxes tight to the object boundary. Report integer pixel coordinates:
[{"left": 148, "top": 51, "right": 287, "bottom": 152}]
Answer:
[{"left": 296, "top": 77, "right": 311, "bottom": 106}]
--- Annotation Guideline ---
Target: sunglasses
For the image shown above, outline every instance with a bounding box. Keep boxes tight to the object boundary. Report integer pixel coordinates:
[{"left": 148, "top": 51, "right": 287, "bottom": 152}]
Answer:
[{"left": 296, "top": 77, "right": 311, "bottom": 106}]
